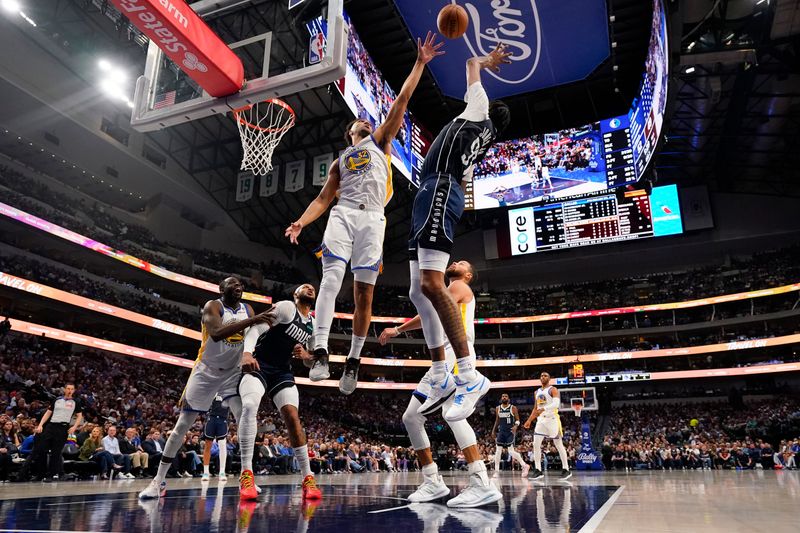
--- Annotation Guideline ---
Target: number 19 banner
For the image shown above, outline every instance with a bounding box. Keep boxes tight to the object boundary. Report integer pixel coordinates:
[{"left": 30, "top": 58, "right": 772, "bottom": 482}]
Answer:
[{"left": 236, "top": 171, "right": 254, "bottom": 202}]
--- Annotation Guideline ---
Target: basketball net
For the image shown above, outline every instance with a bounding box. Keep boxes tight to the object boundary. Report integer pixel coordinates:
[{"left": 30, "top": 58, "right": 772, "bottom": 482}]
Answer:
[
  {"left": 571, "top": 398, "right": 584, "bottom": 417},
  {"left": 233, "top": 98, "right": 295, "bottom": 175}
]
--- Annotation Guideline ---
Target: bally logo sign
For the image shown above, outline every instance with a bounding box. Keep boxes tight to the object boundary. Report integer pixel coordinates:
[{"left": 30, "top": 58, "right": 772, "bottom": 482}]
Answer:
[{"left": 111, "top": 0, "right": 244, "bottom": 98}]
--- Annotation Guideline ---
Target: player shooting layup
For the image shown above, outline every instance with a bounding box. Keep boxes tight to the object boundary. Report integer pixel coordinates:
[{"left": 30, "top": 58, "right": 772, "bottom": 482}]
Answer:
[
  {"left": 284, "top": 33, "right": 444, "bottom": 396},
  {"left": 406, "top": 43, "right": 511, "bottom": 422}
]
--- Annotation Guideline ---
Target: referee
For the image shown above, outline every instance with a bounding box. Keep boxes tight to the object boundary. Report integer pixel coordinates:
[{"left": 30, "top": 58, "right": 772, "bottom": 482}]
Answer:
[{"left": 31, "top": 383, "right": 83, "bottom": 482}]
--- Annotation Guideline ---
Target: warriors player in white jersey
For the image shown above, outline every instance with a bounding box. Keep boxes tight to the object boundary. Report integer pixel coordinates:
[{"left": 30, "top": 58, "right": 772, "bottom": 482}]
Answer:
[
  {"left": 380, "top": 260, "right": 502, "bottom": 508},
  {"left": 139, "top": 277, "right": 272, "bottom": 499},
  {"left": 285, "top": 33, "right": 444, "bottom": 396},
  {"left": 523, "top": 372, "right": 572, "bottom": 480}
]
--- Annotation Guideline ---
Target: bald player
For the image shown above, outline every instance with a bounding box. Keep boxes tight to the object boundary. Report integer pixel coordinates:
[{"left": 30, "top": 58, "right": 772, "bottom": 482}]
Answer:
[{"left": 523, "top": 372, "right": 572, "bottom": 480}]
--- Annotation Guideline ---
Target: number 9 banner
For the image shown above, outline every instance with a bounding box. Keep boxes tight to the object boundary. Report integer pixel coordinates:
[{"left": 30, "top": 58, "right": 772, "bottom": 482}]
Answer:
[{"left": 312, "top": 153, "right": 334, "bottom": 186}]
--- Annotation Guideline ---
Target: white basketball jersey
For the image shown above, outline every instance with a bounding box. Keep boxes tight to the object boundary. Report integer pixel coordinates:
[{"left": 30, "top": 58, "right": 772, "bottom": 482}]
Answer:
[
  {"left": 534, "top": 386, "right": 560, "bottom": 419},
  {"left": 197, "top": 300, "right": 249, "bottom": 368},
  {"left": 338, "top": 135, "right": 392, "bottom": 211}
]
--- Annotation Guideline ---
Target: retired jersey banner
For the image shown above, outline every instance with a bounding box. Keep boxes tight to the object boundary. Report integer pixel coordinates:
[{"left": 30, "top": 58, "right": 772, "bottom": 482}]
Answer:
[
  {"left": 393, "top": 0, "right": 610, "bottom": 99},
  {"left": 285, "top": 160, "right": 306, "bottom": 192},
  {"left": 260, "top": 166, "right": 280, "bottom": 197},
  {"left": 312, "top": 153, "right": 334, "bottom": 186},
  {"left": 110, "top": 0, "right": 244, "bottom": 97},
  {"left": 236, "top": 172, "right": 254, "bottom": 202}
]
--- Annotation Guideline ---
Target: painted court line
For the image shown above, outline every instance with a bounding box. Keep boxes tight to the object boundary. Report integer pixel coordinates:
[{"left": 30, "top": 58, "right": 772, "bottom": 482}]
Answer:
[
  {"left": 368, "top": 504, "right": 411, "bottom": 514},
  {"left": 577, "top": 485, "right": 626, "bottom": 533}
]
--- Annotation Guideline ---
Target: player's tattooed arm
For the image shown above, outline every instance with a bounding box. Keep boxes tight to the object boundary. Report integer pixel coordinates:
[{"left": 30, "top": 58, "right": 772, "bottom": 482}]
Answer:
[
  {"left": 374, "top": 31, "right": 444, "bottom": 152},
  {"left": 202, "top": 301, "right": 275, "bottom": 342},
  {"left": 512, "top": 405, "right": 520, "bottom": 434},
  {"left": 286, "top": 160, "right": 341, "bottom": 244},
  {"left": 491, "top": 408, "right": 500, "bottom": 439}
]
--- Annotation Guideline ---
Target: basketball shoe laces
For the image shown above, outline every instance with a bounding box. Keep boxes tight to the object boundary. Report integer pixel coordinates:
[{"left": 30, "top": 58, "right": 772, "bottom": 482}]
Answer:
[
  {"left": 240, "top": 470, "right": 255, "bottom": 490},
  {"left": 302, "top": 475, "right": 319, "bottom": 493}
]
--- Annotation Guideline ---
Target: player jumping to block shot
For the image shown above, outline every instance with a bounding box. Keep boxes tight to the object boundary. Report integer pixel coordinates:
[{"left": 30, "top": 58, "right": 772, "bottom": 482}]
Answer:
[{"left": 285, "top": 33, "right": 445, "bottom": 395}]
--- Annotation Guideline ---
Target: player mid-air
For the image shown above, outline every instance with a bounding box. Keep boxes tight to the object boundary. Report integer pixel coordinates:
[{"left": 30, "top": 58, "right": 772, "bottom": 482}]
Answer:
[
  {"left": 284, "top": 33, "right": 445, "bottom": 396},
  {"left": 523, "top": 372, "right": 572, "bottom": 480},
  {"left": 492, "top": 393, "right": 529, "bottom": 478},
  {"left": 407, "top": 43, "right": 512, "bottom": 422},
  {"left": 238, "top": 284, "right": 322, "bottom": 502},
  {"left": 380, "top": 260, "right": 501, "bottom": 507},
  {"left": 139, "top": 277, "right": 272, "bottom": 500}
]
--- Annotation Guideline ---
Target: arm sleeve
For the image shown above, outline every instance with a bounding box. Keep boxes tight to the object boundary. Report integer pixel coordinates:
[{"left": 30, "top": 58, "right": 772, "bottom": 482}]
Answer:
[
  {"left": 243, "top": 323, "right": 269, "bottom": 354},
  {"left": 273, "top": 300, "right": 297, "bottom": 324},
  {"left": 456, "top": 82, "right": 490, "bottom": 122}
]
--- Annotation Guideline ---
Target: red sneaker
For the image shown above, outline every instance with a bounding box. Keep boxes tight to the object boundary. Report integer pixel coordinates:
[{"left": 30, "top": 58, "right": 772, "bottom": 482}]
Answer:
[
  {"left": 302, "top": 474, "right": 322, "bottom": 500},
  {"left": 239, "top": 470, "right": 258, "bottom": 501}
]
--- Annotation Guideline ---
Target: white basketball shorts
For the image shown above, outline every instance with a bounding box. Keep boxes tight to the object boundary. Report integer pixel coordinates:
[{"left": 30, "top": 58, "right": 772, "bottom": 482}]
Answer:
[{"left": 179, "top": 360, "right": 241, "bottom": 413}]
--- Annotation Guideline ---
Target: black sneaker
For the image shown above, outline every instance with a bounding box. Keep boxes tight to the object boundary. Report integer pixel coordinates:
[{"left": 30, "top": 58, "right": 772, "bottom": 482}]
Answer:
[
  {"left": 559, "top": 469, "right": 572, "bottom": 480},
  {"left": 309, "top": 348, "right": 330, "bottom": 381},
  {"left": 339, "top": 357, "right": 360, "bottom": 395},
  {"left": 530, "top": 469, "right": 544, "bottom": 480}
]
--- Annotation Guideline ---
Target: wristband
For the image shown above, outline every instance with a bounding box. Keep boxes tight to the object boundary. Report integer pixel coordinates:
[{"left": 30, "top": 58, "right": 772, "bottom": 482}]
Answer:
[{"left": 514, "top": 421, "right": 520, "bottom": 426}]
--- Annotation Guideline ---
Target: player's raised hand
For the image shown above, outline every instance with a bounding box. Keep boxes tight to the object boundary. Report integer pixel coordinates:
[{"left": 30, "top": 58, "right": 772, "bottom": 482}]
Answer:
[
  {"left": 285, "top": 221, "right": 304, "bottom": 244},
  {"left": 253, "top": 305, "right": 277, "bottom": 325},
  {"left": 378, "top": 327, "right": 400, "bottom": 345},
  {"left": 481, "top": 43, "right": 512, "bottom": 72},
  {"left": 417, "top": 31, "right": 445, "bottom": 64}
]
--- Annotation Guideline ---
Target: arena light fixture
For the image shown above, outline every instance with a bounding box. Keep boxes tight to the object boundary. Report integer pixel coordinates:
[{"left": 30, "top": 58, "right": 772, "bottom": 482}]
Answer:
[{"left": 1, "top": 0, "right": 20, "bottom": 14}]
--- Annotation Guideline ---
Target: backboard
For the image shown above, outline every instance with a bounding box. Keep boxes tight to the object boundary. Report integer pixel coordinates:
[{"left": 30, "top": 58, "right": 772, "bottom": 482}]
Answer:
[
  {"left": 557, "top": 387, "right": 598, "bottom": 414},
  {"left": 129, "top": 0, "right": 346, "bottom": 132}
]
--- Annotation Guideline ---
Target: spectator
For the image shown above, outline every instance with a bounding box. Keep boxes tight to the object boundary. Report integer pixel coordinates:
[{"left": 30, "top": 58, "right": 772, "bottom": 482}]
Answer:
[
  {"left": 79, "top": 426, "right": 120, "bottom": 480},
  {"left": 102, "top": 426, "right": 134, "bottom": 479},
  {"left": 0, "top": 418, "right": 20, "bottom": 482},
  {"left": 119, "top": 427, "right": 149, "bottom": 478}
]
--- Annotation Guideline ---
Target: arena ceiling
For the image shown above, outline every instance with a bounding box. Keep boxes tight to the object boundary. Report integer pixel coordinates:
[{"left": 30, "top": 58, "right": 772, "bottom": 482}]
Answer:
[{"left": 13, "top": 0, "right": 800, "bottom": 270}]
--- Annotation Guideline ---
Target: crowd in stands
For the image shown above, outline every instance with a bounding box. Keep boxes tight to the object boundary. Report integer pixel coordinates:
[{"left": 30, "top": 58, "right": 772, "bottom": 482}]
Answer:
[
  {"left": 1, "top": 332, "right": 798, "bottom": 483},
  {"left": 0, "top": 165, "right": 303, "bottom": 286}
]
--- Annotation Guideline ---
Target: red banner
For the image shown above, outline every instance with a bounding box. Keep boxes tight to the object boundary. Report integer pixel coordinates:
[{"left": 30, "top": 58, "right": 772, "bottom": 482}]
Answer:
[{"left": 111, "top": 0, "right": 244, "bottom": 97}]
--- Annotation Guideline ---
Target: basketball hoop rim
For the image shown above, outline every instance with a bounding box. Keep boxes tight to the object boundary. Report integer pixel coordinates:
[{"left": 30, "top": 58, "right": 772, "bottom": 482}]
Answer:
[{"left": 233, "top": 98, "right": 296, "bottom": 133}]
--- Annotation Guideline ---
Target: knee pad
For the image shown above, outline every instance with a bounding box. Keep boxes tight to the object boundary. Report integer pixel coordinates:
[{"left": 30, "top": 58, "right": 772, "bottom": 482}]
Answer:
[
  {"left": 407, "top": 261, "right": 445, "bottom": 349},
  {"left": 272, "top": 386, "right": 299, "bottom": 410},
  {"left": 320, "top": 257, "right": 346, "bottom": 293}
]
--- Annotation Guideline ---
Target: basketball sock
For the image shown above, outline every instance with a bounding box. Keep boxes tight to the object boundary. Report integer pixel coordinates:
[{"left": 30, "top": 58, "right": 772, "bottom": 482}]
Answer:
[
  {"left": 218, "top": 438, "right": 227, "bottom": 475},
  {"left": 421, "top": 462, "right": 439, "bottom": 481},
  {"left": 238, "top": 374, "right": 266, "bottom": 473},
  {"left": 447, "top": 419, "right": 477, "bottom": 450},
  {"left": 155, "top": 457, "right": 174, "bottom": 484},
  {"left": 533, "top": 435, "right": 544, "bottom": 471},
  {"left": 554, "top": 438, "right": 569, "bottom": 471},
  {"left": 408, "top": 261, "right": 446, "bottom": 350},
  {"left": 431, "top": 360, "right": 448, "bottom": 377},
  {"left": 347, "top": 335, "right": 366, "bottom": 360},
  {"left": 455, "top": 355, "right": 477, "bottom": 382},
  {"left": 508, "top": 445, "right": 525, "bottom": 467},
  {"left": 294, "top": 445, "right": 312, "bottom": 477},
  {"left": 494, "top": 448, "right": 502, "bottom": 472},
  {"left": 204, "top": 464, "right": 210, "bottom": 476},
  {"left": 467, "top": 460, "right": 490, "bottom": 486},
  {"left": 315, "top": 257, "right": 346, "bottom": 351}
]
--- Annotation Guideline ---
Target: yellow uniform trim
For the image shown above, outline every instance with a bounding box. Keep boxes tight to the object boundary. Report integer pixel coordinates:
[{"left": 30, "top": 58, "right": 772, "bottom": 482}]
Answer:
[{"left": 384, "top": 154, "right": 393, "bottom": 206}]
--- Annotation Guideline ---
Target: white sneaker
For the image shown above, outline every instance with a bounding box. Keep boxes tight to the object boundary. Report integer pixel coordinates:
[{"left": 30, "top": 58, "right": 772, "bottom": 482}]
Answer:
[
  {"left": 309, "top": 348, "right": 330, "bottom": 381},
  {"left": 219, "top": 473, "right": 228, "bottom": 482},
  {"left": 416, "top": 371, "right": 457, "bottom": 416},
  {"left": 407, "top": 475, "right": 451, "bottom": 502},
  {"left": 139, "top": 480, "right": 166, "bottom": 500},
  {"left": 444, "top": 371, "right": 491, "bottom": 422},
  {"left": 201, "top": 473, "right": 210, "bottom": 482},
  {"left": 125, "top": 472, "right": 136, "bottom": 479},
  {"left": 446, "top": 474, "right": 502, "bottom": 508}
]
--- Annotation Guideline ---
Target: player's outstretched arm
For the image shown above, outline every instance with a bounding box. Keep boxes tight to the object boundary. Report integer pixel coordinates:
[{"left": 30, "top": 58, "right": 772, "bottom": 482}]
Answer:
[
  {"left": 466, "top": 42, "right": 512, "bottom": 86},
  {"left": 202, "top": 301, "right": 275, "bottom": 342},
  {"left": 373, "top": 31, "right": 444, "bottom": 151},
  {"left": 285, "top": 159, "right": 341, "bottom": 244},
  {"left": 378, "top": 315, "right": 422, "bottom": 344}
]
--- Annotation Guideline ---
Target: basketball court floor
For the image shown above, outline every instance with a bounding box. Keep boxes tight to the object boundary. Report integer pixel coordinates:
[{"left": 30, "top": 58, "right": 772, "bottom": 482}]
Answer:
[{"left": 0, "top": 470, "right": 797, "bottom": 532}]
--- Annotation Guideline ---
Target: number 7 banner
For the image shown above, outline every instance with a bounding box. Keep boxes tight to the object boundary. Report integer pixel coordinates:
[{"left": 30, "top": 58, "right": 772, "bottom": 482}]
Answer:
[{"left": 285, "top": 160, "right": 306, "bottom": 192}]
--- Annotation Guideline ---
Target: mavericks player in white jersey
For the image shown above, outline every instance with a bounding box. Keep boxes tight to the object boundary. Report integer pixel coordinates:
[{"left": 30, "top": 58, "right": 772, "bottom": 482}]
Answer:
[
  {"left": 139, "top": 277, "right": 272, "bottom": 499},
  {"left": 380, "top": 260, "right": 501, "bottom": 508},
  {"left": 285, "top": 33, "right": 444, "bottom": 395},
  {"left": 523, "top": 372, "right": 572, "bottom": 480}
]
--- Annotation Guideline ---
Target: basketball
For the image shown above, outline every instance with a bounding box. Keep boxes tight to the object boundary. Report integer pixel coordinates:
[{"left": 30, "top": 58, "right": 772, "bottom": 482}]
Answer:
[{"left": 437, "top": 4, "right": 469, "bottom": 39}]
